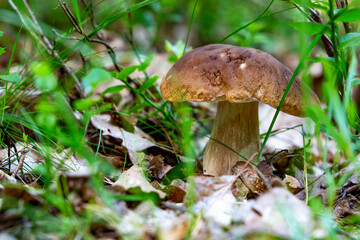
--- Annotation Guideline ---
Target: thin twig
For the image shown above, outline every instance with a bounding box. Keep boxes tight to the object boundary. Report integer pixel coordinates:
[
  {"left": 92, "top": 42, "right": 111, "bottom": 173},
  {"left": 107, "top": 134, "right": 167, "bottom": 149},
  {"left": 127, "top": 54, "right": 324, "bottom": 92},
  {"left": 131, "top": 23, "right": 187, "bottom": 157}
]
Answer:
[
  {"left": 0, "top": 148, "right": 23, "bottom": 165},
  {"left": 59, "top": 1, "right": 83, "bottom": 34},
  {"left": 56, "top": 0, "right": 142, "bottom": 88},
  {"left": 80, "top": 0, "right": 105, "bottom": 40},
  {"left": 8, "top": 0, "right": 85, "bottom": 98},
  {"left": 11, "top": 149, "right": 28, "bottom": 178},
  {"left": 53, "top": 29, "right": 119, "bottom": 71}
]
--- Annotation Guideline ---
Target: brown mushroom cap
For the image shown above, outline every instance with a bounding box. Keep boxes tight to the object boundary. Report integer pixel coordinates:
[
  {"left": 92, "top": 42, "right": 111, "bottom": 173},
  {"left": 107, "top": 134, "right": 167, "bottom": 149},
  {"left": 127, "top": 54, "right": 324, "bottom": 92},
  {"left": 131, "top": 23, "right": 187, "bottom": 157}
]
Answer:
[{"left": 160, "top": 44, "right": 314, "bottom": 117}]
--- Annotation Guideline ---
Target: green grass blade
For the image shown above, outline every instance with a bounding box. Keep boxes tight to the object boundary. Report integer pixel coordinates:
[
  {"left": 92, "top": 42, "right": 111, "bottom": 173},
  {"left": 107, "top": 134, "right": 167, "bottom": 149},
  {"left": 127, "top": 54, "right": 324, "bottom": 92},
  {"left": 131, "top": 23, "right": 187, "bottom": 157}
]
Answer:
[{"left": 257, "top": 33, "right": 323, "bottom": 161}]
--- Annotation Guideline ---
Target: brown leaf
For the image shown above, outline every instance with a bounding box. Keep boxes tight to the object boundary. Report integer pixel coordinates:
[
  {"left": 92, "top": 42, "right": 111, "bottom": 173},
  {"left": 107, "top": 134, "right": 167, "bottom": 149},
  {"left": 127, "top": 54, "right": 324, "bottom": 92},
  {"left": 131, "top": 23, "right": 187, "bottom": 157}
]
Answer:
[
  {"left": 148, "top": 154, "right": 173, "bottom": 180},
  {"left": 333, "top": 194, "right": 360, "bottom": 219},
  {"left": 283, "top": 174, "right": 304, "bottom": 194},
  {"left": 257, "top": 160, "right": 274, "bottom": 180},
  {"left": 90, "top": 223, "right": 120, "bottom": 240},
  {"left": 91, "top": 115, "right": 156, "bottom": 163},
  {"left": 62, "top": 173, "right": 97, "bottom": 213},
  {"left": 231, "top": 161, "right": 268, "bottom": 198},
  {"left": 0, "top": 171, "right": 16, "bottom": 183},
  {"left": 164, "top": 185, "right": 186, "bottom": 203},
  {"left": 264, "top": 149, "right": 290, "bottom": 174},
  {"left": 2, "top": 184, "right": 43, "bottom": 206}
]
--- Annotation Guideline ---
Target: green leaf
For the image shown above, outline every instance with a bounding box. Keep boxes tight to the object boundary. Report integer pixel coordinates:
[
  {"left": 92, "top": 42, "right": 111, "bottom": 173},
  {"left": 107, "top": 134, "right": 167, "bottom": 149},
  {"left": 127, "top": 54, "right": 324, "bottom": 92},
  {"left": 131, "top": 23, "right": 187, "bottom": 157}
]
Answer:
[
  {"left": 82, "top": 68, "right": 112, "bottom": 93},
  {"left": 110, "top": 71, "right": 117, "bottom": 78},
  {"left": 139, "top": 76, "right": 159, "bottom": 93},
  {"left": 307, "top": 56, "right": 336, "bottom": 68},
  {"left": 165, "top": 40, "right": 192, "bottom": 62},
  {"left": 0, "top": 47, "right": 5, "bottom": 56},
  {"left": 165, "top": 40, "right": 186, "bottom": 59},
  {"left": 31, "top": 62, "right": 57, "bottom": 91},
  {"left": 88, "top": 0, "right": 156, "bottom": 38},
  {"left": 119, "top": 113, "right": 135, "bottom": 133},
  {"left": 36, "top": 101, "right": 57, "bottom": 112},
  {"left": 73, "top": 97, "right": 102, "bottom": 111},
  {"left": 335, "top": 8, "right": 360, "bottom": 22},
  {"left": 36, "top": 113, "right": 57, "bottom": 130},
  {"left": 290, "top": 22, "right": 329, "bottom": 35},
  {"left": 290, "top": 0, "right": 328, "bottom": 11},
  {"left": 351, "top": 78, "right": 360, "bottom": 87},
  {"left": 340, "top": 33, "right": 360, "bottom": 49},
  {"left": 118, "top": 65, "right": 138, "bottom": 80},
  {"left": 0, "top": 72, "right": 21, "bottom": 84},
  {"left": 138, "top": 55, "right": 154, "bottom": 71},
  {"left": 102, "top": 85, "right": 128, "bottom": 96},
  {"left": 0, "top": 31, "right": 3, "bottom": 37}
]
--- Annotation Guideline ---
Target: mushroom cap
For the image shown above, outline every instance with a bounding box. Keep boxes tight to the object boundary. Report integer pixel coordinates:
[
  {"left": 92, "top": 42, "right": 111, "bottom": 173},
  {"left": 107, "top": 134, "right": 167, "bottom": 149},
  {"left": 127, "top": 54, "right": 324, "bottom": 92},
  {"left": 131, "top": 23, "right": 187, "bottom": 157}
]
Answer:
[{"left": 160, "top": 44, "right": 318, "bottom": 117}]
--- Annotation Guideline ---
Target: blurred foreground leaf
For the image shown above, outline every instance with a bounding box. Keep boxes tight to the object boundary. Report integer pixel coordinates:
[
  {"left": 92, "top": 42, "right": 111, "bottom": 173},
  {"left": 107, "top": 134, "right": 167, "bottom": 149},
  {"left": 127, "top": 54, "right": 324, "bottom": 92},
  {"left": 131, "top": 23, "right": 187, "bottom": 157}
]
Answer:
[
  {"left": 82, "top": 68, "right": 112, "bottom": 93},
  {"left": 0, "top": 72, "right": 20, "bottom": 84}
]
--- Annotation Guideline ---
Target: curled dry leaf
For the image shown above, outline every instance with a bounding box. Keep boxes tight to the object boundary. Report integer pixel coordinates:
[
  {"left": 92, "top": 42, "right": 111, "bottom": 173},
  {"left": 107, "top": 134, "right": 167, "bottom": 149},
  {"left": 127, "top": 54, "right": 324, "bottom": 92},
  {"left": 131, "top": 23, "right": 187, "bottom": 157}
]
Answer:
[
  {"left": 233, "top": 187, "right": 315, "bottom": 238},
  {"left": 148, "top": 154, "right": 173, "bottom": 180},
  {"left": 339, "top": 170, "right": 359, "bottom": 196},
  {"left": 264, "top": 149, "right": 291, "bottom": 174},
  {"left": 163, "top": 185, "right": 186, "bottom": 203},
  {"left": 231, "top": 161, "right": 269, "bottom": 199},
  {"left": 283, "top": 174, "right": 304, "bottom": 194},
  {"left": 112, "top": 165, "right": 166, "bottom": 198}
]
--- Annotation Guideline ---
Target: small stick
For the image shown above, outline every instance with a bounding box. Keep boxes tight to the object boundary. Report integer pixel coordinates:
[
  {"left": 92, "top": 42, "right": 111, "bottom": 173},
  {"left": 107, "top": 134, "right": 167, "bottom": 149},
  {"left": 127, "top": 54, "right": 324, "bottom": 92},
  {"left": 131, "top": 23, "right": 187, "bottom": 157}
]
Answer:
[
  {"left": 0, "top": 147, "right": 22, "bottom": 165},
  {"left": 80, "top": 0, "right": 105, "bottom": 40},
  {"left": 11, "top": 149, "right": 28, "bottom": 178},
  {"left": 55, "top": 1, "right": 143, "bottom": 89}
]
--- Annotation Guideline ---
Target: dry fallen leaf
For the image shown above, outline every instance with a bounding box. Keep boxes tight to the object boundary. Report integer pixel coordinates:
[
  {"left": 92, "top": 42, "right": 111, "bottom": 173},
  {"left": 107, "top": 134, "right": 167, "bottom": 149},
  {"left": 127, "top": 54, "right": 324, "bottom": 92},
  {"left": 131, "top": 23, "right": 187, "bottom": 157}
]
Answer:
[
  {"left": 148, "top": 154, "right": 173, "bottom": 180},
  {"left": 283, "top": 174, "right": 304, "bottom": 194},
  {"left": 192, "top": 175, "right": 237, "bottom": 225},
  {"left": 0, "top": 143, "right": 43, "bottom": 174},
  {"left": 91, "top": 114, "right": 157, "bottom": 164},
  {"left": 106, "top": 200, "right": 187, "bottom": 240},
  {"left": 334, "top": 194, "right": 360, "bottom": 219},
  {"left": 233, "top": 187, "right": 314, "bottom": 238},
  {"left": 112, "top": 164, "right": 166, "bottom": 198},
  {"left": 264, "top": 149, "right": 291, "bottom": 174},
  {"left": 62, "top": 172, "right": 98, "bottom": 213},
  {"left": 91, "top": 115, "right": 156, "bottom": 151},
  {"left": 2, "top": 183, "right": 43, "bottom": 206},
  {"left": 163, "top": 185, "right": 186, "bottom": 203},
  {"left": 231, "top": 161, "right": 268, "bottom": 199},
  {"left": 0, "top": 171, "right": 16, "bottom": 183}
]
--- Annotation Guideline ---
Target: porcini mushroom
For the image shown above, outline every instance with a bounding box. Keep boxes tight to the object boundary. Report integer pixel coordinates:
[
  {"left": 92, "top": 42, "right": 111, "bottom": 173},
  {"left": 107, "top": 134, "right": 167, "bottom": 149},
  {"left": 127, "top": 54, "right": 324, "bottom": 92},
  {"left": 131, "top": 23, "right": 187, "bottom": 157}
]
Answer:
[{"left": 160, "top": 44, "right": 318, "bottom": 176}]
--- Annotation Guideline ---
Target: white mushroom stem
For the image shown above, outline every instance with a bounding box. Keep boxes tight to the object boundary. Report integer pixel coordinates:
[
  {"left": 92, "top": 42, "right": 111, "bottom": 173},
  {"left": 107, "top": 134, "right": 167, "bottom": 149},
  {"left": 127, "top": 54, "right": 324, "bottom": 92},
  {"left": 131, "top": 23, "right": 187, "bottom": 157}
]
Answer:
[{"left": 203, "top": 101, "right": 259, "bottom": 176}]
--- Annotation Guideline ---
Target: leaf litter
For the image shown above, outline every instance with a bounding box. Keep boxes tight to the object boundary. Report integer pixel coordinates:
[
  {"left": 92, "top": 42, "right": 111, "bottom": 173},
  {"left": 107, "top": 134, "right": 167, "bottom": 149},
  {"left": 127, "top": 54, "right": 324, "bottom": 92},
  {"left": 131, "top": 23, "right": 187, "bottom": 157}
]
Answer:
[{"left": 0, "top": 53, "right": 359, "bottom": 239}]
